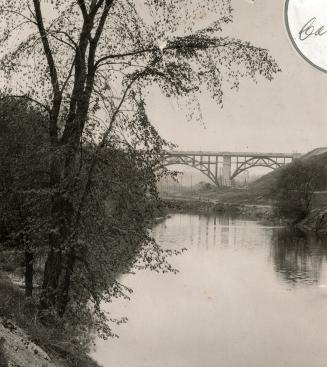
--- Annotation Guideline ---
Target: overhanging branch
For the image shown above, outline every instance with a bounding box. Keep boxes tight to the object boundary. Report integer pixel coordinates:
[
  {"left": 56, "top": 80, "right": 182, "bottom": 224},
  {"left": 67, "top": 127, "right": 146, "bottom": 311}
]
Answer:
[{"left": 94, "top": 39, "right": 267, "bottom": 69}]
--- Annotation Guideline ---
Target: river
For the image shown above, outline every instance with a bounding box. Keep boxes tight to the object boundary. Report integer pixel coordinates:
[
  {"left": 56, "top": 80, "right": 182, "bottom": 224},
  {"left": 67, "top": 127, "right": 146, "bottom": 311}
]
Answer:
[{"left": 92, "top": 213, "right": 327, "bottom": 367}]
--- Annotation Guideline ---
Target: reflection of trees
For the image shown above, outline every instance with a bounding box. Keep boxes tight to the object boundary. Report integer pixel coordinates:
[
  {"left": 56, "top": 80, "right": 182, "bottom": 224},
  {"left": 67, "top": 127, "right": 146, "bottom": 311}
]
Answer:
[
  {"left": 218, "top": 216, "right": 230, "bottom": 226},
  {"left": 218, "top": 215, "right": 230, "bottom": 246},
  {"left": 270, "top": 228, "right": 327, "bottom": 285}
]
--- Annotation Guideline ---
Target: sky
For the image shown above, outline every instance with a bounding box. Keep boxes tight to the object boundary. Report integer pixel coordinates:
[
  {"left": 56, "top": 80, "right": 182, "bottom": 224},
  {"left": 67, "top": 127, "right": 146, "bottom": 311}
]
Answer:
[
  {"left": 146, "top": 0, "right": 327, "bottom": 155},
  {"left": 2, "top": 0, "right": 326, "bottom": 156}
]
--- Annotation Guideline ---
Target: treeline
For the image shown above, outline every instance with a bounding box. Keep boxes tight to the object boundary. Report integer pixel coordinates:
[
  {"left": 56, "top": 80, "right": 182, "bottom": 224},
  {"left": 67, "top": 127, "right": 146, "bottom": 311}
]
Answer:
[{"left": 0, "top": 98, "right": 169, "bottom": 338}]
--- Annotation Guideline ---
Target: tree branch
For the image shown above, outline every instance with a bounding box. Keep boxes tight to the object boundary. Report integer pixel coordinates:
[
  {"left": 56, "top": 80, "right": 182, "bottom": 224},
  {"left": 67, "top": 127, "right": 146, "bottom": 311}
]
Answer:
[
  {"left": 93, "top": 1, "right": 114, "bottom": 44},
  {"left": 89, "top": 0, "right": 106, "bottom": 18},
  {"left": 60, "top": 58, "right": 76, "bottom": 96},
  {"left": 74, "top": 75, "right": 140, "bottom": 231},
  {"left": 88, "top": 0, "right": 114, "bottom": 81},
  {"left": 51, "top": 31, "right": 78, "bottom": 49},
  {"left": 2, "top": 9, "right": 37, "bottom": 25},
  {"left": 94, "top": 39, "right": 266, "bottom": 69},
  {"left": 33, "top": 0, "right": 62, "bottom": 142},
  {"left": 33, "top": 0, "right": 60, "bottom": 96},
  {"left": 77, "top": 0, "right": 89, "bottom": 19},
  {"left": 95, "top": 47, "right": 157, "bottom": 68},
  {"left": 49, "top": 33, "right": 76, "bottom": 51}
]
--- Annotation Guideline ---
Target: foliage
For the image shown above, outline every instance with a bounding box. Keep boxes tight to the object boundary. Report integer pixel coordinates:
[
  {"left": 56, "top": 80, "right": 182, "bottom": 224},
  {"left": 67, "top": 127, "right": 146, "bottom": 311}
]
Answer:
[
  {"left": 0, "top": 98, "right": 50, "bottom": 296},
  {"left": 0, "top": 337, "right": 8, "bottom": 367},
  {"left": 272, "top": 160, "right": 327, "bottom": 222},
  {"left": 0, "top": 0, "right": 279, "bottom": 339},
  {"left": 196, "top": 181, "right": 217, "bottom": 192},
  {"left": 60, "top": 145, "right": 182, "bottom": 337},
  {"left": 0, "top": 273, "right": 100, "bottom": 367},
  {"left": 0, "top": 98, "right": 49, "bottom": 235}
]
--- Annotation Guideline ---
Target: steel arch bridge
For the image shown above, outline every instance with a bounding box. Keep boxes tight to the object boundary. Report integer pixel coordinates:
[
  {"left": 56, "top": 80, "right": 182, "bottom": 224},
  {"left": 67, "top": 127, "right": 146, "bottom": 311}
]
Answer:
[{"left": 162, "top": 151, "right": 301, "bottom": 187}]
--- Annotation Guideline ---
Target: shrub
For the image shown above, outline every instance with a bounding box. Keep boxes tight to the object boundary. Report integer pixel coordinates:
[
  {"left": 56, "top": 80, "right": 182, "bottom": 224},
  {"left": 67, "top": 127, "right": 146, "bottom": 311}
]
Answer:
[{"left": 272, "top": 160, "right": 327, "bottom": 222}]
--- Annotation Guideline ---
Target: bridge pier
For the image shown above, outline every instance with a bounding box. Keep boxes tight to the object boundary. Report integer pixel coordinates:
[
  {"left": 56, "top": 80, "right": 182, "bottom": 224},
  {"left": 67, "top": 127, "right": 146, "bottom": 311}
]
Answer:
[{"left": 223, "top": 155, "right": 232, "bottom": 187}]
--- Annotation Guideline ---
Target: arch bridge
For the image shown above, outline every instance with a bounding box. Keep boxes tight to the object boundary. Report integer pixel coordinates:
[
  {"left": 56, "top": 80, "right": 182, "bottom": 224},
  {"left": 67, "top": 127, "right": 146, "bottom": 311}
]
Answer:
[{"left": 163, "top": 151, "right": 301, "bottom": 187}]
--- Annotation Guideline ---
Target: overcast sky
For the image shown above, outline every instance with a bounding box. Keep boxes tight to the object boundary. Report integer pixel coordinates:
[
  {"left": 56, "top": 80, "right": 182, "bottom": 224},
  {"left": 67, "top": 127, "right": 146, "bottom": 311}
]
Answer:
[{"left": 146, "top": 0, "right": 327, "bottom": 154}]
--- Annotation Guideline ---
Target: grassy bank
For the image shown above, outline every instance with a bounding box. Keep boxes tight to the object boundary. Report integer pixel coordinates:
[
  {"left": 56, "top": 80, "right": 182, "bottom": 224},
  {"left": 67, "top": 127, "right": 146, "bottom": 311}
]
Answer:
[
  {"left": 160, "top": 184, "right": 327, "bottom": 224},
  {"left": 161, "top": 195, "right": 274, "bottom": 220},
  {"left": 160, "top": 186, "right": 272, "bottom": 206},
  {"left": 0, "top": 271, "right": 101, "bottom": 367}
]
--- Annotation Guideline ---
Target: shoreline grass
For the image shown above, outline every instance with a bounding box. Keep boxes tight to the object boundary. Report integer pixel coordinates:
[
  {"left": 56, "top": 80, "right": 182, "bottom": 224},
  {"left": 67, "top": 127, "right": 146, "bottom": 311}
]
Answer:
[{"left": 0, "top": 271, "right": 101, "bottom": 367}]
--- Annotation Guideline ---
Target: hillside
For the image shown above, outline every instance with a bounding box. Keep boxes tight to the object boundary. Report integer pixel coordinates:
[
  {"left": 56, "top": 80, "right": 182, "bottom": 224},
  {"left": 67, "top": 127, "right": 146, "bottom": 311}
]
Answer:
[{"left": 250, "top": 147, "right": 327, "bottom": 195}]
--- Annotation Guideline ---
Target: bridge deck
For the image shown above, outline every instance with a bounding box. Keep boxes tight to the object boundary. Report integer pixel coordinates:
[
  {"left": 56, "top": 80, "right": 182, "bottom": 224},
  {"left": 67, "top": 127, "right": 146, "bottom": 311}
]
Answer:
[{"left": 166, "top": 151, "right": 300, "bottom": 158}]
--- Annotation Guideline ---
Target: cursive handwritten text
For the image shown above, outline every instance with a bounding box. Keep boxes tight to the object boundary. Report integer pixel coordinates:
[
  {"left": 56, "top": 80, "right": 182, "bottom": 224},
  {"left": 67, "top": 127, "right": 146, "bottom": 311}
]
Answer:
[{"left": 299, "top": 17, "right": 327, "bottom": 41}]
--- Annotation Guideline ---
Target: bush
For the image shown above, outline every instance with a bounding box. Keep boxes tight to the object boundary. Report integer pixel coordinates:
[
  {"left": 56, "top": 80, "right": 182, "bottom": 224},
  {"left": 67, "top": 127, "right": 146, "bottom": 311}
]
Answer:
[
  {"left": 272, "top": 160, "right": 327, "bottom": 222},
  {"left": 0, "top": 273, "right": 101, "bottom": 367}
]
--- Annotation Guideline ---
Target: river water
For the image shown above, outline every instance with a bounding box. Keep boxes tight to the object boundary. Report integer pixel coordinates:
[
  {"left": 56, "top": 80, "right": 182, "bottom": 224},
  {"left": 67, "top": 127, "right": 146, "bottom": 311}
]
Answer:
[{"left": 93, "top": 213, "right": 327, "bottom": 367}]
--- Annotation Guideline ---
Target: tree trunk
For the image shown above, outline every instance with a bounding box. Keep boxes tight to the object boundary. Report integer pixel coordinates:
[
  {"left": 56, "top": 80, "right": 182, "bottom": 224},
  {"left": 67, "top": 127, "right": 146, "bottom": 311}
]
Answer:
[
  {"left": 40, "top": 187, "right": 74, "bottom": 310},
  {"left": 56, "top": 249, "right": 76, "bottom": 317},
  {"left": 24, "top": 251, "right": 34, "bottom": 297},
  {"left": 40, "top": 247, "right": 62, "bottom": 307},
  {"left": 40, "top": 107, "right": 89, "bottom": 314}
]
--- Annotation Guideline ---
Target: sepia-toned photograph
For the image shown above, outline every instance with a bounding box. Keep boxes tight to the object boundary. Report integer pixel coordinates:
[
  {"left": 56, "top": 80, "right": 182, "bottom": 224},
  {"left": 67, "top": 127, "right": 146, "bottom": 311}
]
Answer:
[{"left": 1, "top": 1, "right": 327, "bottom": 366}]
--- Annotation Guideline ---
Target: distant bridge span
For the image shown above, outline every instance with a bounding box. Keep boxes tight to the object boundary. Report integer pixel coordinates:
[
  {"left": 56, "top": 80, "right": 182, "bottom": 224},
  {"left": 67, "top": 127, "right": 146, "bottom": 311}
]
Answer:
[{"left": 163, "top": 151, "right": 301, "bottom": 187}]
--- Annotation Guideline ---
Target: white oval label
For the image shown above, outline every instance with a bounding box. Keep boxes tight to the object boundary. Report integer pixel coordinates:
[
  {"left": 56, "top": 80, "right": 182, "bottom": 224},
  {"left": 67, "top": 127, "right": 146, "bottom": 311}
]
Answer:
[{"left": 285, "top": 0, "right": 327, "bottom": 72}]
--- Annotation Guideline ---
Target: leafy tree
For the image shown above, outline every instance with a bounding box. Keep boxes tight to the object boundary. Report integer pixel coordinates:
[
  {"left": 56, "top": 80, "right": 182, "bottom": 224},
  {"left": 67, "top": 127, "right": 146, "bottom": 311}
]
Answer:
[
  {"left": 62, "top": 146, "right": 177, "bottom": 335},
  {"left": 0, "top": 0, "right": 279, "bottom": 326},
  {"left": 0, "top": 98, "right": 50, "bottom": 297},
  {"left": 272, "top": 160, "right": 327, "bottom": 222}
]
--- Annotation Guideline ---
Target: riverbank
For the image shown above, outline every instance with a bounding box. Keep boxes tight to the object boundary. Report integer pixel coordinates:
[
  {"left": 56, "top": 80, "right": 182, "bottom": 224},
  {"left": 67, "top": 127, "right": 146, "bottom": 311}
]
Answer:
[
  {"left": 0, "top": 272, "right": 101, "bottom": 367},
  {"left": 0, "top": 315, "right": 57, "bottom": 367},
  {"left": 161, "top": 196, "right": 275, "bottom": 220},
  {"left": 298, "top": 206, "right": 327, "bottom": 235}
]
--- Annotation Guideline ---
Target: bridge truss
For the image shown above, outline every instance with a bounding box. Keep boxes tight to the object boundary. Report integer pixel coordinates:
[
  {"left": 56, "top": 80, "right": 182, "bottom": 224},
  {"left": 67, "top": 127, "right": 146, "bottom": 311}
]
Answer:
[{"left": 163, "top": 151, "right": 300, "bottom": 187}]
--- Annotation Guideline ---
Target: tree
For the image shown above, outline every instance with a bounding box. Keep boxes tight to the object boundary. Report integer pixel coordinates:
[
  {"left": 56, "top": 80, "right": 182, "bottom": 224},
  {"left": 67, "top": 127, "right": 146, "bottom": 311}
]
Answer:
[
  {"left": 0, "top": 0, "right": 279, "bottom": 323},
  {"left": 0, "top": 98, "right": 50, "bottom": 297},
  {"left": 272, "top": 160, "right": 327, "bottom": 222}
]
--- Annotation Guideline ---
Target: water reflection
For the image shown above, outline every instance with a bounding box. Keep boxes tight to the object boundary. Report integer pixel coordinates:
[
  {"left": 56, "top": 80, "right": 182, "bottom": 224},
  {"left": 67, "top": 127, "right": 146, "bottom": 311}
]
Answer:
[
  {"left": 155, "top": 214, "right": 327, "bottom": 288},
  {"left": 154, "top": 214, "right": 273, "bottom": 251},
  {"left": 270, "top": 228, "right": 327, "bottom": 286},
  {"left": 94, "top": 214, "right": 327, "bottom": 367}
]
